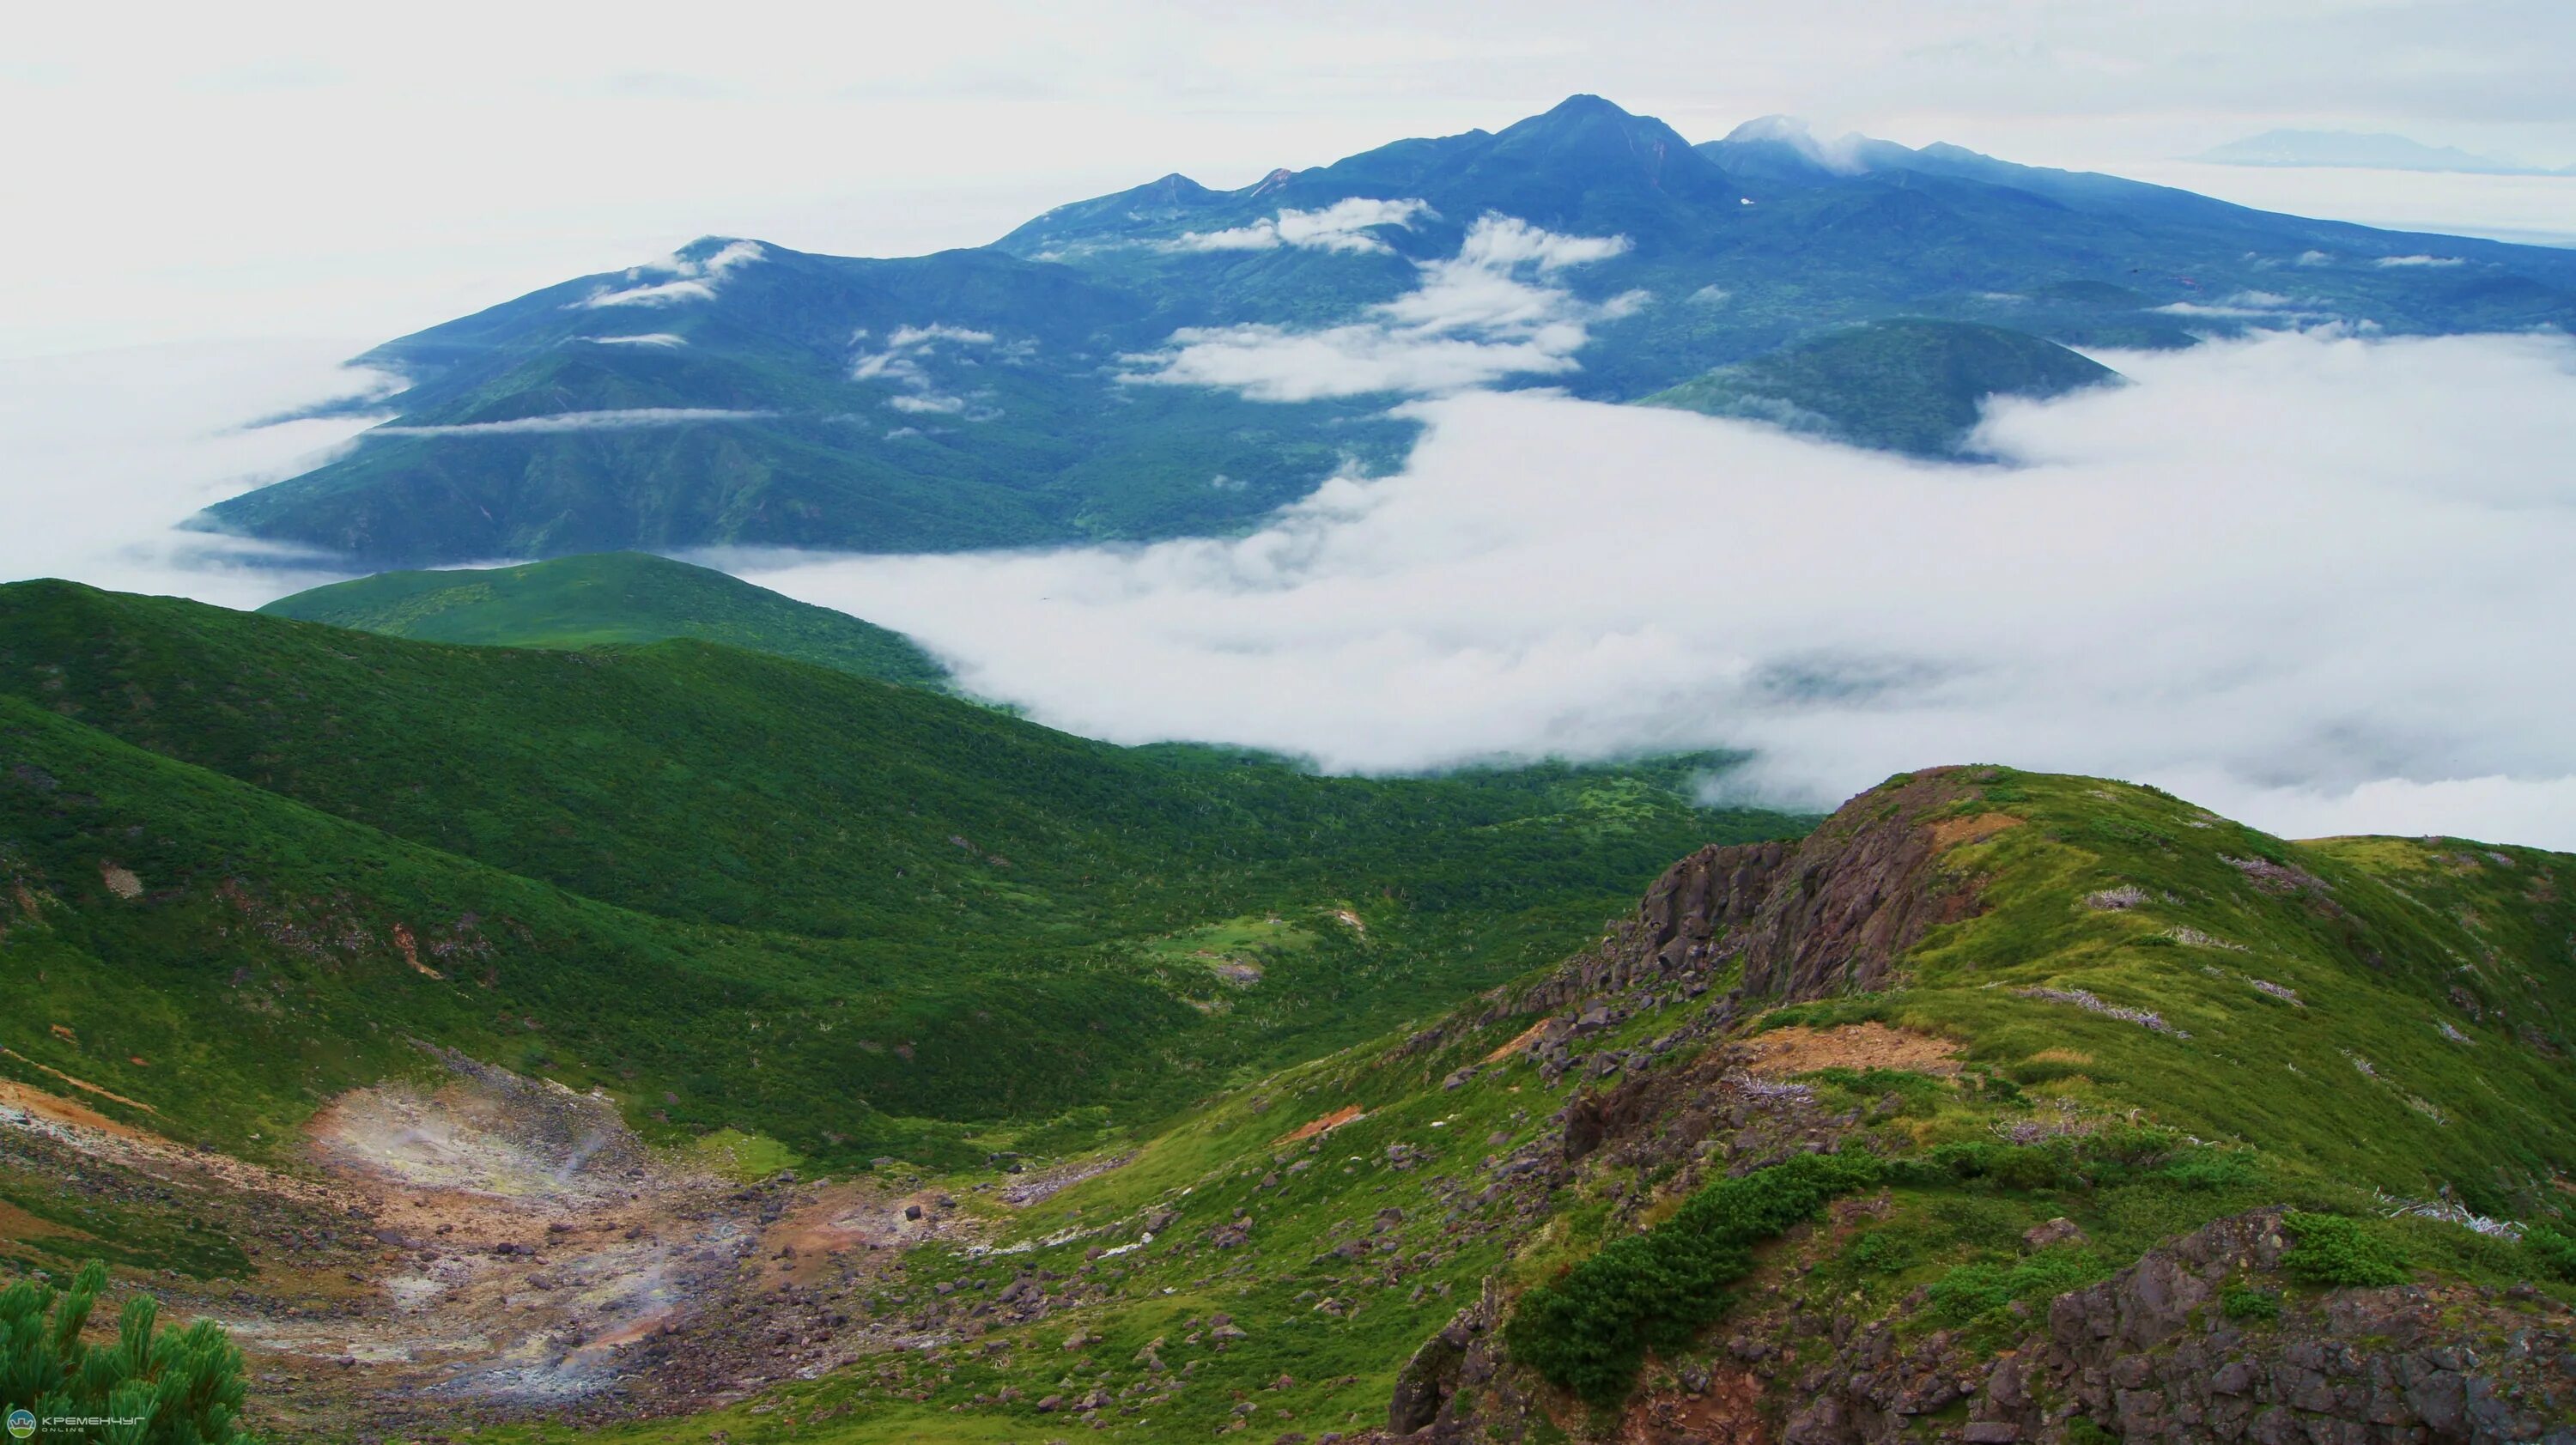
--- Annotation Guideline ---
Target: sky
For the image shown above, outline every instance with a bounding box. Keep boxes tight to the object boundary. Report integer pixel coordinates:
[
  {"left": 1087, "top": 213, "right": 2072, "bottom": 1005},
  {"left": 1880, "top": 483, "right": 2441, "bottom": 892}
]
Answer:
[
  {"left": 6, "top": 1, "right": 2576, "bottom": 845},
  {"left": 8, "top": 0, "right": 2576, "bottom": 355}
]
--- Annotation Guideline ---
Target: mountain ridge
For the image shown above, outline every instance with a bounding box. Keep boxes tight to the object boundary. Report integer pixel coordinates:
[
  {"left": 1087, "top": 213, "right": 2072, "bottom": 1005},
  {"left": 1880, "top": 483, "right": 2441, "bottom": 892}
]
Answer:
[{"left": 196, "top": 94, "right": 2576, "bottom": 568}]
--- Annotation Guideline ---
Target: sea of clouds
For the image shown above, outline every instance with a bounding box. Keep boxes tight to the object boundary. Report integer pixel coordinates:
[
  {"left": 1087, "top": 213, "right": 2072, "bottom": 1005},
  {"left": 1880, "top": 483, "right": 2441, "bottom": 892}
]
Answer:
[
  {"left": 724, "top": 326, "right": 2576, "bottom": 847},
  {"left": 7, "top": 318, "right": 2575, "bottom": 849}
]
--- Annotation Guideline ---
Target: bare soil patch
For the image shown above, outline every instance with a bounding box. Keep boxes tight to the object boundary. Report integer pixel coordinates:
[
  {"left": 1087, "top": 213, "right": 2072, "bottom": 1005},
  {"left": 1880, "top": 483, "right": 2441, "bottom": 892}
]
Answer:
[
  {"left": 1275, "top": 1104, "right": 1365, "bottom": 1144},
  {"left": 1929, "top": 812, "right": 2022, "bottom": 849},
  {"left": 1745, "top": 1023, "right": 1960, "bottom": 1077},
  {"left": 1484, "top": 1017, "right": 1554, "bottom": 1064}
]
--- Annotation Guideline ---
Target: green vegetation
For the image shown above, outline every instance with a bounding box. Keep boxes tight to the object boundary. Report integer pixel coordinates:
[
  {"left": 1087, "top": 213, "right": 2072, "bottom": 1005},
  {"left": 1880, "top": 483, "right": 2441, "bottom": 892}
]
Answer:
[
  {"left": 2527, "top": 1225, "right": 2576, "bottom": 1283},
  {"left": 1507, "top": 1151, "right": 1886, "bottom": 1403},
  {"left": 2221, "top": 1284, "right": 2282, "bottom": 1321},
  {"left": 4, "top": 572, "right": 2572, "bottom": 1445},
  {"left": 0, "top": 579, "right": 1794, "bottom": 1166},
  {"left": 1753, "top": 768, "right": 2576, "bottom": 1221},
  {"left": 1644, "top": 319, "right": 2118, "bottom": 456},
  {"left": 2281, "top": 1211, "right": 2413, "bottom": 1288},
  {"left": 1, "top": 1261, "right": 249, "bottom": 1445},
  {"left": 258, "top": 552, "right": 950, "bottom": 688}
]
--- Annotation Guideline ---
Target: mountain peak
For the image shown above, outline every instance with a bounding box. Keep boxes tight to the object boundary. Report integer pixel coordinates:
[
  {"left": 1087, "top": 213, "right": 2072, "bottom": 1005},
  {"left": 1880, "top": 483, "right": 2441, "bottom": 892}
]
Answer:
[{"left": 1540, "top": 93, "right": 1635, "bottom": 121}]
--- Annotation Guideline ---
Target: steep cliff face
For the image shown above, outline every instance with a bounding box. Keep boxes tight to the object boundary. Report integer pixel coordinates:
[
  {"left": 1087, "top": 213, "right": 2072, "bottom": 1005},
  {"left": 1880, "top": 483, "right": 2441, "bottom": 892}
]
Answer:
[{"left": 1616, "top": 767, "right": 1998, "bottom": 1003}]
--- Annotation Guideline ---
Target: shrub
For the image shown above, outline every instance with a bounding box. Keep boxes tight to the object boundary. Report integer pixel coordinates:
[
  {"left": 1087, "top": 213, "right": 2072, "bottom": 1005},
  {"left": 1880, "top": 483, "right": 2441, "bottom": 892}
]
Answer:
[
  {"left": 2523, "top": 1225, "right": 2576, "bottom": 1284},
  {"left": 2065, "top": 1418, "right": 2120, "bottom": 1445},
  {"left": 2281, "top": 1211, "right": 2411, "bottom": 1288},
  {"left": 0, "top": 1260, "right": 252, "bottom": 1445},
  {"left": 2221, "top": 1285, "right": 2281, "bottom": 1322},
  {"left": 1923, "top": 1249, "right": 2110, "bottom": 1328},
  {"left": 1506, "top": 1151, "right": 1884, "bottom": 1404},
  {"left": 2159, "top": 1151, "right": 2258, "bottom": 1192},
  {"left": 1845, "top": 1230, "right": 1918, "bottom": 1275}
]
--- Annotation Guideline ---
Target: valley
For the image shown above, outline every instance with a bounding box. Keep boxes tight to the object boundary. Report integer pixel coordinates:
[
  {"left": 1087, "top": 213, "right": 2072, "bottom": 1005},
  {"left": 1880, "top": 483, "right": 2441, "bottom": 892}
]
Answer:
[
  {"left": 5, "top": 75, "right": 2575, "bottom": 1445},
  {"left": 3, "top": 568, "right": 2572, "bottom": 1442}
]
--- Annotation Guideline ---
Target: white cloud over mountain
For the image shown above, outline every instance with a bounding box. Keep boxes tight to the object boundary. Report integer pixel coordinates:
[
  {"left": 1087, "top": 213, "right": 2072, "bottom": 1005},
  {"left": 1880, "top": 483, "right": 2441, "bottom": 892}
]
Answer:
[
  {"left": 1127, "top": 216, "right": 1637, "bottom": 400},
  {"left": 374, "top": 408, "right": 774, "bottom": 435},
  {"left": 1167, "top": 197, "right": 1433, "bottom": 254},
  {"left": 851, "top": 324, "right": 1005, "bottom": 420},
  {"left": 735, "top": 327, "right": 2576, "bottom": 849},
  {"left": 576, "top": 240, "right": 767, "bottom": 308}
]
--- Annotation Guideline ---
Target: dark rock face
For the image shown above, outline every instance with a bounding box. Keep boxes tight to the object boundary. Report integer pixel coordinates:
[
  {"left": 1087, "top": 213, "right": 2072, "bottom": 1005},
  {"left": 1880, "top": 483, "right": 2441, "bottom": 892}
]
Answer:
[{"left": 1629, "top": 768, "right": 1997, "bottom": 1004}]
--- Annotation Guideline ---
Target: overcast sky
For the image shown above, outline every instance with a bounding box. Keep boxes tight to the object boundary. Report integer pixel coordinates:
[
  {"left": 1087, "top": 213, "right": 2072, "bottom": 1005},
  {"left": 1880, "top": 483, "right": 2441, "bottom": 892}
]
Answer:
[{"left": 9, "top": 0, "right": 2576, "bottom": 355}]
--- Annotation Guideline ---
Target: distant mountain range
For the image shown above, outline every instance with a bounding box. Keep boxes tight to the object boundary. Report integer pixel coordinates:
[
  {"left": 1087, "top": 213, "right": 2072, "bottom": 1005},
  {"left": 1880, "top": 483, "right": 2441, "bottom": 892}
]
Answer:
[
  {"left": 2195, "top": 128, "right": 2575, "bottom": 176},
  {"left": 198, "top": 96, "right": 2576, "bottom": 568}
]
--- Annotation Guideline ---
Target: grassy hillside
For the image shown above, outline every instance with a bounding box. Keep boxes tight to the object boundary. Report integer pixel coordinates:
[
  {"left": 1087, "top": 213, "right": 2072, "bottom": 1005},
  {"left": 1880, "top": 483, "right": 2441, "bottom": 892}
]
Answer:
[
  {"left": 1644, "top": 319, "right": 2119, "bottom": 455},
  {"left": 437, "top": 765, "right": 2575, "bottom": 1445},
  {"left": 0, "top": 580, "right": 1795, "bottom": 1169},
  {"left": 257, "top": 552, "right": 951, "bottom": 689}
]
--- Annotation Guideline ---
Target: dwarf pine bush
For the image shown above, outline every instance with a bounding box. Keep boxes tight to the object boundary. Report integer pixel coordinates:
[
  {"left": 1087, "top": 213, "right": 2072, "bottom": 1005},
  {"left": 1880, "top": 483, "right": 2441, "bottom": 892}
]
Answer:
[
  {"left": 1505, "top": 1151, "right": 1886, "bottom": 1404},
  {"left": 2281, "top": 1211, "right": 2412, "bottom": 1288},
  {"left": 0, "top": 1261, "right": 250, "bottom": 1445}
]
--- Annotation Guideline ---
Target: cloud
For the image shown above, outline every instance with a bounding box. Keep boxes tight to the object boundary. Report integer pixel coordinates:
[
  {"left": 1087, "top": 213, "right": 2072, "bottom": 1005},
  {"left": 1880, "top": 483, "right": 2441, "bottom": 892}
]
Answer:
[
  {"left": 0, "top": 339, "right": 393, "bottom": 607},
  {"left": 851, "top": 324, "right": 1004, "bottom": 419},
  {"left": 373, "top": 408, "right": 774, "bottom": 436},
  {"left": 574, "top": 240, "right": 766, "bottom": 308},
  {"left": 732, "top": 328, "right": 2576, "bottom": 851},
  {"left": 1167, "top": 197, "right": 1433, "bottom": 254},
  {"left": 584, "top": 332, "right": 686, "bottom": 347},
  {"left": 2373, "top": 253, "right": 2465, "bottom": 267},
  {"left": 885, "top": 393, "right": 969, "bottom": 414},
  {"left": 1125, "top": 215, "right": 1634, "bottom": 401}
]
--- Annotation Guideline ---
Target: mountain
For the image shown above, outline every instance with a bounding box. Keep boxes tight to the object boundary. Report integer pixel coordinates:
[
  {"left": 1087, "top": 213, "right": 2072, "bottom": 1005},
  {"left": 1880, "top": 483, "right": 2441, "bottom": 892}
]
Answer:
[
  {"left": 7, "top": 743, "right": 2570, "bottom": 1437},
  {"left": 258, "top": 551, "right": 951, "bottom": 689},
  {"left": 0, "top": 578, "right": 1791, "bottom": 1165},
  {"left": 197, "top": 97, "right": 2576, "bottom": 569},
  {"left": 1643, "top": 319, "right": 2120, "bottom": 455},
  {"left": 2195, "top": 129, "right": 2558, "bottom": 175}
]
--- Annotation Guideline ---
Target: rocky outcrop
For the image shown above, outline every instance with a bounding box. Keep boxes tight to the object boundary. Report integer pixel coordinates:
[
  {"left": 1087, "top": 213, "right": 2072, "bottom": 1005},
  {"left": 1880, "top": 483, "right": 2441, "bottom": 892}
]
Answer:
[
  {"left": 1599, "top": 767, "right": 2002, "bottom": 1007},
  {"left": 1776, "top": 1210, "right": 2576, "bottom": 1445}
]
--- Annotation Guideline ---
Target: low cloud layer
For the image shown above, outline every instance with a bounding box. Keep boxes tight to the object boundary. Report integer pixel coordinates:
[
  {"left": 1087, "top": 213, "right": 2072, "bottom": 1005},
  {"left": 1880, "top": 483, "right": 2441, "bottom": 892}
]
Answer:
[
  {"left": 1127, "top": 216, "right": 1639, "bottom": 400},
  {"left": 734, "top": 328, "right": 2576, "bottom": 849},
  {"left": 1168, "top": 197, "right": 1432, "bottom": 254},
  {"left": 374, "top": 407, "right": 773, "bottom": 436},
  {"left": 851, "top": 324, "right": 1008, "bottom": 419},
  {"left": 0, "top": 339, "right": 390, "bottom": 608}
]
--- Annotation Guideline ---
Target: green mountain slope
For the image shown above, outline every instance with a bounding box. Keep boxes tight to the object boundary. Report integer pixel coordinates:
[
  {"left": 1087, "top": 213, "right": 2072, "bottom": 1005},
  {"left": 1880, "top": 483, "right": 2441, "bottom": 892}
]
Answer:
[
  {"left": 0, "top": 580, "right": 1793, "bottom": 1166},
  {"left": 459, "top": 765, "right": 2576, "bottom": 1445},
  {"left": 1644, "top": 319, "right": 2120, "bottom": 455},
  {"left": 257, "top": 552, "right": 950, "bottom": 689}
]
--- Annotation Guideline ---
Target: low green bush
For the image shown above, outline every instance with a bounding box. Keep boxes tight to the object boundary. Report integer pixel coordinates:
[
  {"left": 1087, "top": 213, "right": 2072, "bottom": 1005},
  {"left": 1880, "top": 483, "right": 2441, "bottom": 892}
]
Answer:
[
  {"left": 2523, "top": 1225, "right": 2576, "bottom": 1284},
  {"left": 2282, "top": 1211, "right": 2411, "bottom": 1288},
  {"left": 1506, "top": 1151, "right": 1886, "bottom": 1404},
  {"left": 1922, "top": 1249, "right": 2110, "bottom": 1328},
  {"left": 2221, "top": 1284, "right": 2281, "bottom": 1322}
]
